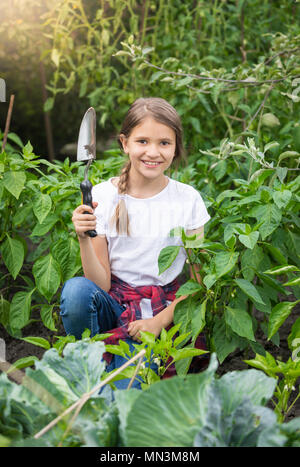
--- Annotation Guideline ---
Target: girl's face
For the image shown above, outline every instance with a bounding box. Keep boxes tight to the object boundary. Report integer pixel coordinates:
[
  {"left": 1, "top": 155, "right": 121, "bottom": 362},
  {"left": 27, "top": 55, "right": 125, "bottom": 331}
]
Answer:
[{"left": 120, "top": 117, "right": 176, "bottom": 182}]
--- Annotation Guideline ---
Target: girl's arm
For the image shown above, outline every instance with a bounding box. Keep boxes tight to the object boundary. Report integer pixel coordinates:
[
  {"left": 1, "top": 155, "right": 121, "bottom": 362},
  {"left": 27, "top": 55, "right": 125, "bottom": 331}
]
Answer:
[
  {"left": 72, "top": 202, "right": 111, "bottom": 292},
  {"left": 128, "top": 227, "right": 204, "bottom": 340}
]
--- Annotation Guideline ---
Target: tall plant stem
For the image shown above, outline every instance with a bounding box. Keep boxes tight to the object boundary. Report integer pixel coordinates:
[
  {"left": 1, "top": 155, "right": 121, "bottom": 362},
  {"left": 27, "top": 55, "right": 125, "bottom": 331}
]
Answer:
[
  {"left": 39, "top": 61, "right": 54, "bottom": 162},
  {"left": 185, "top": 248, "right": 199, "bottom": 283}
]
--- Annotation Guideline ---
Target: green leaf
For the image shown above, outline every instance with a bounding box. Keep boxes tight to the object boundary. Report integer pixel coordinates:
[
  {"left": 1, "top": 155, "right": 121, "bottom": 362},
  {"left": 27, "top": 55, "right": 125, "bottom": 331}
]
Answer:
[
  {"left": 3, "top": 170, "right": 26, "bottom": 199},
  {"left": 40, "top": 304, "right": 57, "bottom": 331},
  {"left": 215, "top": 251, "right": 239, "bottom": 278},
  {"left": 10, "top": 289, "right": 35, "bottom": 330},
  {"left": 175, "top": 279, "right": 202, "bottom": 297},
  {"left": 213, "top": 317, "right": 241, "bottom": 363},
  {"left": 238, "top": 231, "right": 259, "bottom": 249},
  {"left": 33, "top": 254, "right": 61, "bottom": 302},
  {"left": 194, "top": 371, "right": 278, "bottom": 447},
  {"left": 225, "top": 306, "right": 255, "bottom": 341},
  {"left": 7, "top": 356, "right": 39, "bottom": 372},
  {"left": 216, "top": 367, "right": 276, "bottom": 409},
  {"left": 7, "top": 132, "right": 23, "bottom": 148},
  {"left": 248, "top": 204, "right": 282, "bottom": 240},
  {"left": 114, "top": 390, "right": 141, "bottom": 445},
  {"left": 158, "top": 246, "right": 181, "bottom": 274},
  {"left": 203, "top": 273, "right": 217, "bottom": 289},
  {"left": 191, "top": 299, "right": 207, "bottom": 341},
  {"left": 44, "top": 97, "right": 54, "bottom": 112},
  {"left": 22, "top": 141, "right": 34, "bottom": 159},
  {"left": 169, "top": 347, "right": 207, "bottom": 362},
  {"left": 13, "top": 204, "right": 33, "bottom": 227},
  {"left": 276, "top": 167, "right": 288, "bottom": 184},
  {"left": 278, "top": 151, "right": 299, "bottom": 164},
  {"left": 283, "top": 276, "right": 300, "bottom": 286},
  {"left": 140, "top": 331, "right": 156, "bottom": 346},
  {"left": 51, "top": 238, "right": 81, "bottom": 282},
  {"left": 244, "top": 352, "right": 278, "bottom": 377},
  {"left": 104, "top": 345, "right": 127, "bottom": 358},
  {"left": 264, "top": 141, "right": 279, "bottom": 152},
  {"left": 51, "top": 48, "right": 60, "bottom": 67},
  {"left": 264, "top": 265, "right": 299, "bottom": 275},
  {"left": 189, "top": 117, "right": 201, "bottom": 133},
  {"left": 121, "top": 355, "right": 218, "bottom": 447},
  {"left": 34, "top": 340, "right": 107, "bottom": 399},
  {"left": 241, "top": 245, "right": 264, "bottom": 281},
  {"left": 288, "top": 317, "right": 300, "bottom": 351},
  {"left": 252, "top": 285, "right": 272, "bottom": 314},
  {"left": 262, "top": 243, "right": 288, "bottom": 265},
  {"left": 0, "top": 235, "right": 24, "bottom": 279},
  {"left": 272, "top": 190, "right": 292, "bottom": 209},
  {"left": 234, "top": 278, "right": 265, "bottom": 305},
  {"left": 0, "top": 295, "right": 10, "bottom": 328},
  {"left": 257, "top": 272, "right": 288, "bottom": 295},
  {"left": 21, "top": 337, "right": 51, "bottom": 350},
  {"left": 33, "top": 194, "right": 52, "bottom": 224},
  {"left": 268, "top": 300, "right": 300, "bottom": 340},
  {"left": 31, "top": 214, "right": 59, "bottom": 237},
  {"left": 261, "top": 113, "right": 280, "bottom": 128}
]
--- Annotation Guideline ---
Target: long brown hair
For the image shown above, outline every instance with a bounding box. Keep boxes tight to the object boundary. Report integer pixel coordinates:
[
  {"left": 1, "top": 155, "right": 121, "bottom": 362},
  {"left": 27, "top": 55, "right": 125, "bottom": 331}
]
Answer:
[{"left": 110, "top": 97, "right": 186, "bottom": 236}]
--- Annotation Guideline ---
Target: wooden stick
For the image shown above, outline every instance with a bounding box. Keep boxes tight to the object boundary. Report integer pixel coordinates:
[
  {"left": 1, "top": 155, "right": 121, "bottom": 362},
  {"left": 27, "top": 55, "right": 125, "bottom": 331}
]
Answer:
[
  {"left": 127, "top": 351, "right": 145, "bottom": 390},
  {"left": 34, "top": 348, "right": 146, "bottom": 440},
  {"left": 2, "top": 94, "right": 15, "bottom": 153}
]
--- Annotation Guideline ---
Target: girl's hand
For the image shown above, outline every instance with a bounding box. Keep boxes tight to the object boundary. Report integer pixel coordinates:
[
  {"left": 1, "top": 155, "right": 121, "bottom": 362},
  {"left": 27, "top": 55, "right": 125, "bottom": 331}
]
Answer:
[
  {"left": 128, "top": 317, "right": 162, "bottom": 342},
  {"left": 72, "top": 201, "right": 98, "bottom": 238}
]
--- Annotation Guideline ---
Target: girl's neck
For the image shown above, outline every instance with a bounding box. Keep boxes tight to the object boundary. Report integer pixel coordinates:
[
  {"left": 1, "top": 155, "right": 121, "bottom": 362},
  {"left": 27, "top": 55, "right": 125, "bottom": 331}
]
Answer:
[
  {"left": 128, "top": 171, "right": 169, "bottom": 198},
  {"left": 113, "top": 173, "right": 169, "bottom": 199}
]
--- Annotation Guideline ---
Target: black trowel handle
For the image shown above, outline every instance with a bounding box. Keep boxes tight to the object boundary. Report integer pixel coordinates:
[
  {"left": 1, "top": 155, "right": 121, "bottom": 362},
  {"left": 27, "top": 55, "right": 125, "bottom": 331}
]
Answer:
[{"left": 80, "top": 179, "right": 97, "bottom": 238}]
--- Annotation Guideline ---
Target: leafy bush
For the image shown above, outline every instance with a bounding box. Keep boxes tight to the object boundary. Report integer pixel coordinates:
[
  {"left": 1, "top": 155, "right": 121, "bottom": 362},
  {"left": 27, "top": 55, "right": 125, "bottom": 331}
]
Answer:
[
  {"left": 157, "top": 136, "right": 300, "bottom": 368},
  {"left": 1, "top": 340, "right": 299, "bottom": 447},
  {"left": 0, "top": 133, "right": 124, "bottom": 336},
  {"left": 1, "top": 1, "right": 299, "bottom": 154}
]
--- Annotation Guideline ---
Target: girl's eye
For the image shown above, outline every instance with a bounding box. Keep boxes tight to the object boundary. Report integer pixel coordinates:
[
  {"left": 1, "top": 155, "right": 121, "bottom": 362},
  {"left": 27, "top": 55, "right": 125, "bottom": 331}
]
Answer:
[
  {"left": 161, "top": 141, "right": 170, "bottom": 146},
  {"left": 137, "top": 139, "right": 147, "bottom": 144}
]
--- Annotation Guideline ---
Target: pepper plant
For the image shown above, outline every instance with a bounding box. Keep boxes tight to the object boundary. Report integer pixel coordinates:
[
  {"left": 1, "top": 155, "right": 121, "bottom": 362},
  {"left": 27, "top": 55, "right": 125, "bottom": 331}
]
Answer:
[
  {"left": 244, "top": 351, "right": 300, "bottom": 423},
  {"left": 158, "top": 138, "right": 300, "bottom": 369}
]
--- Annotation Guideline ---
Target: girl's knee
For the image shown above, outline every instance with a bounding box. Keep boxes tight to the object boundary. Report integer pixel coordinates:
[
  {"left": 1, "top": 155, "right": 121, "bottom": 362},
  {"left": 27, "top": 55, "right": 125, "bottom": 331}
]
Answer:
[
  {"left": 60, "top": 277, "right": 102, "bottom": 337},
  {"left": 61, "top": 277, "right": 100, "bottom": 304},
  {"left": 60, "top": 276, "right": 111, "bottom": 319},
  {"left": 60, "top": 277, "right": 96, "bottom": 317}
]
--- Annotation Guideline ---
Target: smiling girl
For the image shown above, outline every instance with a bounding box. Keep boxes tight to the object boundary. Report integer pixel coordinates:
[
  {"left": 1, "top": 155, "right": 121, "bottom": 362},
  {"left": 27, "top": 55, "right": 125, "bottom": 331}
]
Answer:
[{"left": 60, "top": 97, "right": 210, "bottom": 389}]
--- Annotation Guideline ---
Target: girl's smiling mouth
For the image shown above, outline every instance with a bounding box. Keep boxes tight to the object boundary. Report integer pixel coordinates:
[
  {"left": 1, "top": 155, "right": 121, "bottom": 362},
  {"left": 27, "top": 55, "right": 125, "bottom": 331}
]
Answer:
[{"left": 142, "top": 160, "right": 163, "bottom": 167}]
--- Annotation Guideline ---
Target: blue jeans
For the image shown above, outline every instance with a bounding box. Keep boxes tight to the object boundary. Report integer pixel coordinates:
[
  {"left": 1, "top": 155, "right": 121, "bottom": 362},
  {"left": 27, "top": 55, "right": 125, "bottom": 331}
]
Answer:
[{"left": 60, "top": 277, "right": 156, "bottom": 391}]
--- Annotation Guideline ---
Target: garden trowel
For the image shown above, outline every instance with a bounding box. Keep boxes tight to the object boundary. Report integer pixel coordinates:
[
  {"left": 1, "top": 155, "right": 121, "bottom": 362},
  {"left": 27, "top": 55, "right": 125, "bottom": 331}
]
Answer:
[{"left": 77, "top": 107, "right": 97, "bottom": 237}]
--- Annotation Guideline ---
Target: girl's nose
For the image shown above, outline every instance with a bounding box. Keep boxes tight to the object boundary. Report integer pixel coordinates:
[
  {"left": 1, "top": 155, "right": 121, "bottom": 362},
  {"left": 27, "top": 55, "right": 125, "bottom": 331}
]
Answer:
[{"left": 145, "top": 144, "right": 160, "bottom": 156}]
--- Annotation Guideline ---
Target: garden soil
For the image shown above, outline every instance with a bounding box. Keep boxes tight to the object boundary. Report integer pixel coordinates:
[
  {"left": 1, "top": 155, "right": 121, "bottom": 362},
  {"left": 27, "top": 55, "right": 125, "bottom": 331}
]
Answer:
[{"left": 0, "top": 297, "right": 299, "bottom": 421}]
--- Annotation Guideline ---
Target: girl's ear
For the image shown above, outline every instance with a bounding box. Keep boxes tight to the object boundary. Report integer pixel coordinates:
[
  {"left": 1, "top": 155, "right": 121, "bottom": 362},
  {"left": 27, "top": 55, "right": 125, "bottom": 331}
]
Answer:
[{"left": 119, "top": 134, "right": 129, "bottom": 154}]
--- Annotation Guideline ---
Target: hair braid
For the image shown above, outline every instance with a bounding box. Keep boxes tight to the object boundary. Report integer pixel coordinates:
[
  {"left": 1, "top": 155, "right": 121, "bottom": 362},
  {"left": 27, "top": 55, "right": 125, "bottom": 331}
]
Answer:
[{"left": 110, "top": 160, "right": 131, "bottom": 236}]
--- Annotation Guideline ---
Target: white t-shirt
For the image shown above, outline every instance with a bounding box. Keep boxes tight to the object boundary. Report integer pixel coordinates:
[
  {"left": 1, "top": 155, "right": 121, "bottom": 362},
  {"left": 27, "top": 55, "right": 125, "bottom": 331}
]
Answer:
[{"left": 92, "top": 176, "right": 210, "bottom": 289}]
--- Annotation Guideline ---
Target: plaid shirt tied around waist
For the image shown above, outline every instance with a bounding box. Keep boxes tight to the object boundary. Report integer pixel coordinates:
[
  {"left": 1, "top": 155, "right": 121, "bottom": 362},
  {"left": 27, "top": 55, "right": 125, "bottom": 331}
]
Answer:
[{"left": 103, "top": 274, "right": 208, "bottom": 376}]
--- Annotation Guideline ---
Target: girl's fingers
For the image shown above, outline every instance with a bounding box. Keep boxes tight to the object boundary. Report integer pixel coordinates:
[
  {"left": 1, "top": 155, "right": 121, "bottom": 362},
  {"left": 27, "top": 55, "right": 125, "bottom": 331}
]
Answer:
[
  {"left": 72, "top": 211, "right": 96, "bottom": 221},
  {"left": 73, "top": 205, "right": 94, "bottom": 215},
  {"left": 72, "top": 204, "right": 97, "bottom": 236},
  {"left": 128, "top": 322, "right": 141, "bottom": 341}
]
